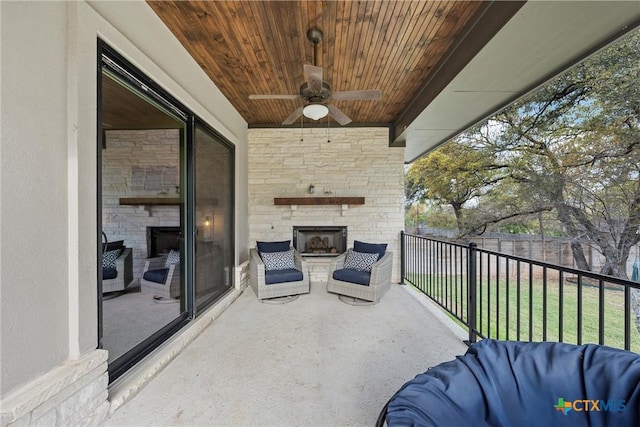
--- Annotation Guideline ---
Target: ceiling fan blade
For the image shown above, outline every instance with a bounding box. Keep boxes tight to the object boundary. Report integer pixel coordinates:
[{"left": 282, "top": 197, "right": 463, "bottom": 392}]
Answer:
[
  {"left": 327, "top": 104, "right": 352, "bottom": 126},
  {"left": 249, "top": 94, "right": 300, "bottom": 100},
  {"left": 303, "top": 64, "right": 323, "bottom": 93},
  {"left": 282, "top": 106, "right": 304, "bottom": 125},
  {"left": 331, "top": 89, "right": 382, "bottom": 101}
]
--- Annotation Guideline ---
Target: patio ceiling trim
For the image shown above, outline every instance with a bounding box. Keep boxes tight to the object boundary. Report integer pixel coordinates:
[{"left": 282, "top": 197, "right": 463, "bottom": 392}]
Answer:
[
  {"left": 390, "top": 0, "right": 525, "bottom": 147},
  {"left": 399, "top": 1, "right": 640, "bottom": 163}
]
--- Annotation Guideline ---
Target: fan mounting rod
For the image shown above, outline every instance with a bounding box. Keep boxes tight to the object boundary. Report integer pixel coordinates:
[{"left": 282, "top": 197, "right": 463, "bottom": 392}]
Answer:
[{"left": 307, "top": 28, "right": 323, "bottom": 66}]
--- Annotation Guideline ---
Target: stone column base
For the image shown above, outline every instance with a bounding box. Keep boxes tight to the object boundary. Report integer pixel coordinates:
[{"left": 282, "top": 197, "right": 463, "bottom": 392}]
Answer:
[{"left": 1, "top": 350, "right": 109, "bottom": 427}]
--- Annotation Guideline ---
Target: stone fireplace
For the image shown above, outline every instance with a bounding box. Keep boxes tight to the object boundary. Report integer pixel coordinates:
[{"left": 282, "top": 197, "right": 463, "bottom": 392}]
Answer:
[
  {"left": 102, "top": 129, "right": 181, "bottom": 281},
  {"left": 146, "top": 226, "right": 181, "bottom": 258},
  {"left": 293, "top": 226, "right": 347, "bottom": 257},
  {"left": 248, "top": 127, "right": 405, "bottom": 283}
]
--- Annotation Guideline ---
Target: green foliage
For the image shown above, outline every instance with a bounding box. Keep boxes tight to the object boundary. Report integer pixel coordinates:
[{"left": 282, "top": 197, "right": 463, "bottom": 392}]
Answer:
[
  {"left": 423, "top": 205, "right": 457, "bottom": 229},
  {"left": 405, "top": 30, "right": 640, "bottom": 277},
  {"left": 406, "top": 138, "right": 506, "bottom": 233},
  {"left": 405, "top": 202, "right": 457, "bottom": 229},
  {"left": 404, "top": 203, "right": 427, "bottom": 227}
]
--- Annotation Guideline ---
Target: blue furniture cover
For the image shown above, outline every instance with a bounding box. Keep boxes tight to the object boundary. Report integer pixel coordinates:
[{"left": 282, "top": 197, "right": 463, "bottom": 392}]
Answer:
[{"left": 385, "top": 339, "right": 640, "bottom": 427}]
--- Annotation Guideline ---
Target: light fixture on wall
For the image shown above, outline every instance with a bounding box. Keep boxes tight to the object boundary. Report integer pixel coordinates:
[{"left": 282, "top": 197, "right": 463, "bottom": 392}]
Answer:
[
  {"left": 303, "top": 103, "right": 329, "bottom": 121},
  {"left": 203, "top": 216, "right": 213, "bottom": 241}
]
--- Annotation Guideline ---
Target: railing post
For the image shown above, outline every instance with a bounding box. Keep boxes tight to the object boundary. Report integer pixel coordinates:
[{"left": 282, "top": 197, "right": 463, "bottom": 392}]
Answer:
[
  {"left": 467, "top": 242, "right": 478, "bottom": 344},
  {"left": 400, "top": 231, "right": 406, "bottom": 283}
]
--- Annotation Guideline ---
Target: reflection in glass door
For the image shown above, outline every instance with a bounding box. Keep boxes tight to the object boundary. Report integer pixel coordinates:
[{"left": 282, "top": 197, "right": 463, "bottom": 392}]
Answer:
[
  {"left": 193, "top": 122, "right": 235, "bottom": 311},
  {"left": 99, "top": 44, "right": 190, "bottom": 381},
  {"left": 98, "top": 42, "right": 236, "bottom": 382}
]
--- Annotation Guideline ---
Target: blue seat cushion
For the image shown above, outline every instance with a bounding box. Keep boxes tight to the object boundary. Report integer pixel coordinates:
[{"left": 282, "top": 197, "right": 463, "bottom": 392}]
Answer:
[
  {"left": 386, "top": 339, "right": 640, "bottom": 427},
  {"left": 265, "top": 268, "right": 303, "bottom": 285},
  {"left": 143, "top": 268, "right": 169, "bottom": 284},
  {"left": 257, "top": 240, "right": 290, "bottom": 254},
  {"left": 354, "top": 240, "right": 387, "bottom": 260},
  {"left": 102, "top": 267, "right": 117, "bottom": 280},
  {"left": 332, "top": 268, "right": 371, "bottom": 286}
]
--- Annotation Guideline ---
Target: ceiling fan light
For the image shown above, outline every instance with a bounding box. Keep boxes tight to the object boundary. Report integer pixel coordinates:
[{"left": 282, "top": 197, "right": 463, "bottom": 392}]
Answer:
[{"left": 303, "top": 104, "right": 329, "bottom": 120}]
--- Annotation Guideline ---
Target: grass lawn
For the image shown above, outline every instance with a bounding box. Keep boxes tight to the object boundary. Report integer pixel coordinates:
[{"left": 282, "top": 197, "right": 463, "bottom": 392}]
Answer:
[{"left": 406, "top": 271, "right": 640, "bottom": 354}]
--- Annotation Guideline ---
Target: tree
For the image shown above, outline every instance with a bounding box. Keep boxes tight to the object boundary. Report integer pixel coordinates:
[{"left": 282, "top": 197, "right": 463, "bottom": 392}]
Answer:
[
  {"left": 406, "top": 139, "right": 506, "bottom": 234},
  {"left": 410, "top": 31, "right": 640, "bottom": 275},
  {"left": 484, "top": 30, "right": 640, "bottom": 277},
  {"left": 407, "top": 30, "right": 640, "bottom": 331}
]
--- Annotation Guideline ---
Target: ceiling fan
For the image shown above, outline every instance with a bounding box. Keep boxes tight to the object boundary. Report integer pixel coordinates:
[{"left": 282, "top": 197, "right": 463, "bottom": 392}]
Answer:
[{"left": 249, "top": 28, "right": 381, "bottom": 126}]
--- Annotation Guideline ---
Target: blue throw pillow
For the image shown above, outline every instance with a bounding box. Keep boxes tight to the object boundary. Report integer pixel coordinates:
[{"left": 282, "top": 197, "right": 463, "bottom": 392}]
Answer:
[
  {"left": 354, "top": 240, "right": 387, "bottom": 260},
  {"left": 257, "top": 240, "right": 291, "bottom": 254},
  {"left": 343, "top": 249, "right": 379, "bottom": 272},
  {"left": 261, "top": 249, "right": 296, "bottom": 271},
  {"left": 102, "top": 249, "right": 122, "bottom": 269},
  {"left": 165, "top": 249, "right": 180, "bottom": 267}
]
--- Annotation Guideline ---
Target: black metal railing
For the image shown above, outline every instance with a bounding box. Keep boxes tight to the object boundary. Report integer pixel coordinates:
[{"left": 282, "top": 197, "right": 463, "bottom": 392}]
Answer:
[{"left": 401, "top": 232, "right": 640, "bottom": 353}]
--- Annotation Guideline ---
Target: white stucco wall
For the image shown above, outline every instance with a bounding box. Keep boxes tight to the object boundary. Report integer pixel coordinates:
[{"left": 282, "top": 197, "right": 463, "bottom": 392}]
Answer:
[
  {"left": 0, "top": 0, "right": 248, "bottom": 404},
  {"left": 1, "top": 0, "right": 71, "bottom": 397}
]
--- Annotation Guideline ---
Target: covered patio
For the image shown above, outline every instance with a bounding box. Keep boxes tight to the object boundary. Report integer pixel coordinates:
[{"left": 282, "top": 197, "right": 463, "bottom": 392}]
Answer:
[
  {"left": 105, "top": 283, "right": 466, "bottom": 426},
  {"left": 2, "top": 2, "right": 640, "bottom": 427}
]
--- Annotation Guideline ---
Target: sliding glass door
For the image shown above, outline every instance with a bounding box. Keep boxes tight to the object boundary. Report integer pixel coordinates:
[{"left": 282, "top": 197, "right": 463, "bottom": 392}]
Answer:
[
  {"left": 98, "top": 42, "right": 235, "bottom": 382},
  {"left": 193, "top": 122, "right": 234, "bottom": 311},
  {"left": 99, "top": 45, "right": 190, "bottom": 381}
]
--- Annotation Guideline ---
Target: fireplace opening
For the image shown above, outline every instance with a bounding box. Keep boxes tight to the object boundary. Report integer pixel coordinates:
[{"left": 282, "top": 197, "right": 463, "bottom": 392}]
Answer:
[
  {"left": 146, "top": 226, "right": 181, "bottom": 258},
  {"left": 293, "top": 226, "right": 347, "bottom": 257}
]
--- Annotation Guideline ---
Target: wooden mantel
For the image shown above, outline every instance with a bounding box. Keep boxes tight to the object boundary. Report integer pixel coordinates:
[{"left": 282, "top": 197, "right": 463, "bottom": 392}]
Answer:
[{"left": 274, "top": 197, "right": 365, "bottom": 206}]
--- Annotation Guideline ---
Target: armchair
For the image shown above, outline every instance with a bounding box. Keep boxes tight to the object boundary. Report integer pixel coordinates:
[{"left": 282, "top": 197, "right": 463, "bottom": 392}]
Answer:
[
  {"left": 327, "top": 240, "right": 392, "bottom": 303},
  {"left": 250, "top": 241, "right": 309, "bottom": 301},
  {"left": 140, "top": 250, "right": 182, "bottom": 299},
  {"left": 102, "top": 247, "right": 134, "bottom": 294}
]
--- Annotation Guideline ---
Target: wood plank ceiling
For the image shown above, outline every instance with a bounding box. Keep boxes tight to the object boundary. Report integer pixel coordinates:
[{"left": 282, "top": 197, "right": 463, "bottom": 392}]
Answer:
[{"left": 148, "top": 1, "right": 522, "bottom": 134}]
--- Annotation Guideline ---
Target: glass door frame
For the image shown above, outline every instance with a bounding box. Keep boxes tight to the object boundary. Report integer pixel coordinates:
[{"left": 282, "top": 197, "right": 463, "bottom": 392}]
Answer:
[
  {"left": 98, "top": 40, "right": 236, "bottom": 381},
  {"left": 98, "top": 41, "right": 195, "bottom": 382},
  {"left": 190, "top": 118, "right": 236, "bottom": 314}
]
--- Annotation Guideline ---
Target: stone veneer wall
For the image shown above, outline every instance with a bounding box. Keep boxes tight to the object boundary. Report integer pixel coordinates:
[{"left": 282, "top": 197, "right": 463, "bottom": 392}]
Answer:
[
  {"left": 102, "top": 129, "right": 181, "bottom": 283},
  {"left": 1, "top": 350, "right": 109, "bottom": 426},
  {"left": 248, "top": 127, "right": 405, "bottom": 283}
]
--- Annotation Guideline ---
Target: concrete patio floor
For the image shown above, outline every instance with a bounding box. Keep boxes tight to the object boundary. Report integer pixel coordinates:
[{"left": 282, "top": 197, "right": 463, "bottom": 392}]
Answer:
[{"left": 105, "top": 282, "right": 468, "bottom": 426}]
